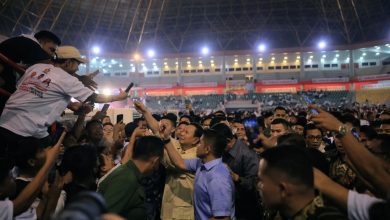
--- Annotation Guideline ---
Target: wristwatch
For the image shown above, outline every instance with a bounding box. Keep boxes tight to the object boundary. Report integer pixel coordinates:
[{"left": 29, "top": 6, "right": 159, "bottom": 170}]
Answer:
[
  {"left": 162, "top": 138, "right": 171, "bottom": 145},
  {"left": 337, "top": 124, "right": 348, "bottom": 138}
]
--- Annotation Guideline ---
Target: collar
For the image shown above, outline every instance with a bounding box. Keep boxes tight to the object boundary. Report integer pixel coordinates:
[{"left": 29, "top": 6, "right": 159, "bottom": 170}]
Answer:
[
  {"left": 201, "top": 158, "right": 222, "bottom": 171},
  {"left": 125, "top": 160, "right": 142, "bottom": 181},
  {"left": 21, "top": 34, "right": 40, "bottom": 45},
  {"left": 291, "top": 196, "right": 324, "bottom": 220}
]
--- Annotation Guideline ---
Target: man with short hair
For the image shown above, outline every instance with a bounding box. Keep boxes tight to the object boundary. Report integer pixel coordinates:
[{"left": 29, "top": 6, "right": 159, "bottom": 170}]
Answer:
[
  {"left": 304, "top": 124, "right": 323, "bottom": 151},
  {"left": 0, "top": 46, "right": 130, "bottom": 159},
  {"left": 163, "top": 129, "right": 236, "bottom": 220},
  {"left": 0, "top": 30, "right": 61, "bottom": 114},
  {"left": 201, "top": 116, "right": 213, "bottom": 129},
  {"left": 378, "top": 119, "right": 390, "bottom": 135},
  {"left": 232, "top": 120, "right": 248, "bottom": 143},
  {"left": 98, "top": 136, "right": 164, "bottom": 219},
  {"left": 270, "top": 118, "right": 290, "bottom": 137},
  {"left": 180, "top": 115, "right": 192, "bottom": 124},
  {"left": 134, "top": 101, "right": 200, "bottom": 220},
  {"left": 257, "top": 146, "right": 346, "bottom": 219},
  {"left": 212, "top": 123, "right": 261, "bottom": 220},
  {"left": 292, "top": 117, "right": 307, "bottom": 136},
  {"left": 273, "top": 106, "right": 288, "bottom": 120}
]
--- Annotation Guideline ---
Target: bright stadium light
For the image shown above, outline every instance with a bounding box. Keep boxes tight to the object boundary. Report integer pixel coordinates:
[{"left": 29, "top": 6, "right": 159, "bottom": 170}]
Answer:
[
  {"left": 258, "top": 43, "right": 266, "bottom": 52},
  {"left": 201, "top": 47, "right": 210, "bottom": 55},
  {"left": 134, "top": 53, "right": 141, "bottom": 61},
  {"left": 317, "top": 41, "right": 326, "bottom": 49},
  {"left": 92, "top": 46, "right": 101, "bottom": 55},
  {"left": 147, "top": 49, "right": 155, "bottom": 58}
]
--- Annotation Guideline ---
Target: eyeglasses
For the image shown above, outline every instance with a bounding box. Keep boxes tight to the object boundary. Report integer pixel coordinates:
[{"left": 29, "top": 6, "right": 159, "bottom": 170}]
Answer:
[
  {"left": 307, "top": 135, "right": 322, "bottom": 140},
  {"left": 103, "top": 128, "right": 113, "bottom": 132}
]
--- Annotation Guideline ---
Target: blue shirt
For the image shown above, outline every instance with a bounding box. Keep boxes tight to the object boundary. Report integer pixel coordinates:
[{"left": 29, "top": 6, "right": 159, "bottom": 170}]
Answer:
[{"left": 185, "top": 158, "right": 236, "bottom": 220}]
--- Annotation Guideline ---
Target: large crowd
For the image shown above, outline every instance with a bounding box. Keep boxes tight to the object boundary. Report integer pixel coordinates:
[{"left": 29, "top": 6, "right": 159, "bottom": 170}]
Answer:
[{"left": 0, "top": 30, "right": 389, "bottom": 220}]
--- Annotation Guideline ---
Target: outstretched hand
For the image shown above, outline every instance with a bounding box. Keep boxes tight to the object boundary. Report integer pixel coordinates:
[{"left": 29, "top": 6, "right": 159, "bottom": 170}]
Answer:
[
  {"left": 45, "top": 130, "right": 66, "bottom": 166},
  {"left": 77, "top": 71, "right": 99, "bottom": 91},
  {"left": 134, "top": 101, "right": 148, "bottom": 114}
]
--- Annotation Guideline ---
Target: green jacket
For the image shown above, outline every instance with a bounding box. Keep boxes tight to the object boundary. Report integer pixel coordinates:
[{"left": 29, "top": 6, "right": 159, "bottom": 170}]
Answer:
[{"left": 98, "top": 160, "right": 146, "bottom": 220}]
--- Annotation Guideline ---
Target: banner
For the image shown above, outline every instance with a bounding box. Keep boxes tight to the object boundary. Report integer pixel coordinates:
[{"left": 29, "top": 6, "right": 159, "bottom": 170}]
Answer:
[
  {"left": 183, "top": 82, "right": 218, "bottom": 87},
  {"left": 357, "top": 74, "right": 390, "bottom": 81},
  {"left": 261, "top": 79, "right": 298, "bottom": 85},
  {"left": 312, "top": 77, "right": 349, "bottom": 83}
]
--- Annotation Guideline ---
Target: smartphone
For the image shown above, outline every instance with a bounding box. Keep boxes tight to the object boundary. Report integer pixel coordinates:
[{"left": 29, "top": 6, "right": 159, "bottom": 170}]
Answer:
[
  {"left": 116, "top": 114, "right": 124, "bottom": 123},
  {"left": 310, "top": 109, "right": 319, "bottom": 115},
  {"left": 101, "top": 103, "right": 110, "bottom": 113},
  {"left": 51, "top": 126, "right": 65, "bottom": 146},
  {"left": 125, "top": 82, "right": 134, "bottom": 93}
]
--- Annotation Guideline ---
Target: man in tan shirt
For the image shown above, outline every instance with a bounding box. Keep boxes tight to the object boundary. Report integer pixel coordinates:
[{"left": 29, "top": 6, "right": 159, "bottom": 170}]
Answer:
[{"left": 134, "top": 102, "right": 203, "bottom": 219}]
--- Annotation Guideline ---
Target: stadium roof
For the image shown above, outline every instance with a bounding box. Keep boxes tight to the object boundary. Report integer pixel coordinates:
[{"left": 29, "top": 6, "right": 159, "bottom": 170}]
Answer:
[{"left": 0, "top": 0, "right": 389, "bottom": 54}]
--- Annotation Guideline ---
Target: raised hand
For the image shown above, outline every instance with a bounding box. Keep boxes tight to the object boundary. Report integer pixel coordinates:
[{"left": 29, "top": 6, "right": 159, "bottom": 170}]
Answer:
[
  {"left": 134, "top": 101, "right": 148, "bottom": 114},
  {"left": 309, "top": 105, "right": 343, "bottom": 132}
]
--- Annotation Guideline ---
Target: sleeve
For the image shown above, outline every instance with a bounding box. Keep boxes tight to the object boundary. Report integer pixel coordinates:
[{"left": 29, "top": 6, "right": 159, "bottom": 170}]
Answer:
[
  {"left": 59, "top": 73, "right": 94, "bottom": 102},
  {"left": 97, "top": 175, "right": 136, "bottom": 214},
  {"left": 209, "top": 177, "right": 234, "bottom": 217},
  {"left": 184, "top": 159, "right": 201, "bottom": 172},
  {"left": 21, "top": 37, "right": 51, "bottom": 64},
  {"left": 347, "top": 190, "right": 384, "bottom": 220},
  {"left": 0, "top": 200, "right": 13, "bottom": 220},
  {"left": 238, "top": 149, "right": 259, "bottom": 192}
]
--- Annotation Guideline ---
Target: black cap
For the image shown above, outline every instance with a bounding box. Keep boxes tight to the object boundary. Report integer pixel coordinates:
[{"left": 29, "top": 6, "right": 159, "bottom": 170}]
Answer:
[
  {"left": 34, "top": 30, "right": 61, "bottom": 45},
  {"left": 162, "top": 113, "right": 178, "bottom": 127}
]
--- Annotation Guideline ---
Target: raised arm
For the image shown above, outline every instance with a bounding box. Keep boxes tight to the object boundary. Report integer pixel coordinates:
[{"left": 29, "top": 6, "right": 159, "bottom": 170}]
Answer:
[
  {"left": 163, "top": 140, "right": 187, "bottom": 171},
  {"left": 134, "top": 101, "right": 159, "bottom": 134},
  {"left": 310, "top": 105, "right": 390, "bottom": 198},
  {"left": 313, "top": 168, "right": 348, "bottom": 210},
  {"left": 12, "top": 132, "right": 66, "bottom": 216},
  {"left": 94, "top": 89, "right": 128, "bottom": 103}
]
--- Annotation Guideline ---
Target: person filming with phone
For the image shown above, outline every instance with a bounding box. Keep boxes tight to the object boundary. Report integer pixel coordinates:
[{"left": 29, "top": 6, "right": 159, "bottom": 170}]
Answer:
[{"left": 0, "top": 46, "right": 132, "bottom": 162}]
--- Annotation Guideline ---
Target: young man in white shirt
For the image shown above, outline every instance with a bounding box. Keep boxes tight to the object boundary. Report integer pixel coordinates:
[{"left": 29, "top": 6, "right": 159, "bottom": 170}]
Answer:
[{"left": 0, "top": 46, "right": 131, "bottom": 161}]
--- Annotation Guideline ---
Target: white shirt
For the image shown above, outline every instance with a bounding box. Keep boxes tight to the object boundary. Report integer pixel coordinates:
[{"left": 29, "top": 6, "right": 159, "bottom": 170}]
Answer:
[
  {"left": 347, "top": 190, "right": 384, "bottom": 220},
  {"left": 0, "top": 64, "right": 94, "bottom": 138},
  {"left": 0, "top": 199, "right": 13, "bottom": 220}
]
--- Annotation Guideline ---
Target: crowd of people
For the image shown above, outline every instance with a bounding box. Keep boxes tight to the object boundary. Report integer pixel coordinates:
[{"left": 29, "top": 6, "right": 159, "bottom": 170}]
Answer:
[{"left": 0, "top": 30, "right": 389, "bottom": 220}]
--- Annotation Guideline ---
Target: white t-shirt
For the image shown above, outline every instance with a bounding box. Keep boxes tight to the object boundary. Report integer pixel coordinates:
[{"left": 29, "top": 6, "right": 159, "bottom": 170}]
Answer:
[
  {"left": 0, "top": 199, "right": 13, "bottom": 220},
  {"left": 0, "top": 64, "right": 94, "bottom": 138},
  {"left": 347, "top": 190, "right": 384, "bottom": 220}
]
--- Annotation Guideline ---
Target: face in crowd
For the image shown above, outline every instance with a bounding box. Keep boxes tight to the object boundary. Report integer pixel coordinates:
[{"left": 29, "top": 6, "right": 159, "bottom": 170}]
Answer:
[
  {"left": 305, "top": 128, "right": 323, "bottom": 149},
  {"left": 179, "top": 124, "right": 200, "bottom": 147},
  {"left": 233, "top": 122, "right": 247, "bottom": 141},
  {"left": 271, "top": 123, "right": 288, "bottom": 138}
]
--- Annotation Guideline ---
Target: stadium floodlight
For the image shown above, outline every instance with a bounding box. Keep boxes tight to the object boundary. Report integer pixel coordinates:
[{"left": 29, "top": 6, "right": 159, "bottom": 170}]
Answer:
[
  {"left": 317, "top": 41, "right": 326, "bottom": 49},
  {"left": 147, "top": 49, "right": 155, "bottom": 58},
  {"left": 92, "top": 46, "right": 100, "bottom": 55},
  {"left": 258, "top": 43, "right": 266, "bottom": 52},
  {"left": 134, "top": 53, "right": 140, "bottom": 61},
  {"left": 201, "top": 47, "right": 210, "bottom": 55}
]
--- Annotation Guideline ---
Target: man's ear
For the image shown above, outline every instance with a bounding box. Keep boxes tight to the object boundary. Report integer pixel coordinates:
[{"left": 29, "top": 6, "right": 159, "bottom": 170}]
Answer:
[
  {"left": 279, "top": 181, "right": 291, "bottom": 198},
  {"left": 192, "top": 137, "right": 200, "bottom": 146}
]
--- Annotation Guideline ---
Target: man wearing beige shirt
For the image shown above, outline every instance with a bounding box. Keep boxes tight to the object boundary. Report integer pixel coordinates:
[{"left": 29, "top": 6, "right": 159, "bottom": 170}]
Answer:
[{"left": 134, "top": 101, "right": 203, "bottom": 220}]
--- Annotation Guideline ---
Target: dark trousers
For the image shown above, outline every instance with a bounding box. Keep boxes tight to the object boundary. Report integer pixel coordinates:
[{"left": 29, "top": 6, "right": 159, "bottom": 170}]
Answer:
[{"left": 0, "top": 127, "right": 51, "bottom": 164}]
